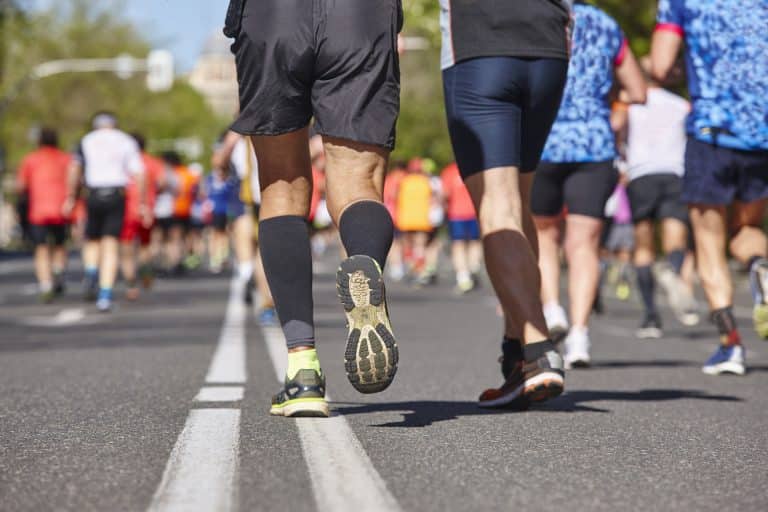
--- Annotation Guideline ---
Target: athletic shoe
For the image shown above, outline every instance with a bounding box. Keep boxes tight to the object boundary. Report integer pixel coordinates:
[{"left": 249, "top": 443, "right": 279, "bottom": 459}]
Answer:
[
  {"left": 655, "top": 262, "right": 700, "bottom": 326},
  {"left": 258, "top": 307, "right": 278, "bottom": 326},
  {"left": 616, "top": 279, "right": 631, "bottom": 301},
  {"left": 702, "top": 345, "right": 746, "bottom": 376},
  {"left": 563, "top": 328, "right": 591, "bottom": 369},
  {"left": 636, "top": 312, "right": 663, "bottom": 339},
  {"left": 39, "top": 290, "right": 55, "bottom": 304},
  {"left": 336, "top": 255, "right": 398, "bottom": 394},
  {"left": 83, "top": 274, "right": 98, "bottom": 302},
  {"left": 478, "top": 348, "right": 564, "bottom": 408},
  {"left": 270, "top": 368, "right": 329, "bottom": 417},
  {"left": 543, "top": 303, "right": 569, "bottom": 344},
  {"left": 749, "top": 258, "right": 768, "bottom": 339},
  {"left": 454, "top": 275, "right": 474, "bottom": 294},
  {"left": 125, "top": 285, "right": 140, "bottom": 301},
  {"left": 96, "top": 289, "right": 113, "bottom": 313}
]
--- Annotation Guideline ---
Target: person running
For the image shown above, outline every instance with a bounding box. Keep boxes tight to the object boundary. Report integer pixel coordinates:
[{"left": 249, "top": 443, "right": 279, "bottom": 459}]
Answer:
[
  {"left": 624, "top": 60, "right": 699, "bottom": 338},
  {"left": 383, "top": 160, "right": 407, "bottom": 281},
  {"left": 531, "top": 1, "right": 646, "bottom": 368},
  {"left": 120, "top": 133, "right": 165, "bottom": 299},
  {"left": 203, "top": 166, "right": 235, "bottom": 273},
  {"left": 440, "top": 0, "right": 571, "bottom": 407},
  {"left": 651, "top": 0, "right": 768, "bottom": 375},
  {"left": 225, "top": 0, "right": 402, "bottom": 416},
  {"left": 441, "top": 161, "right": 482, "bottom": 293},
  {"left": 64, "top": 112, "right": 146, "bottom": 312},
  {"left": 167, "top": 153, "right": 199, "bottom": 276},
  {"left": 16, "top": 127, "right": 71, "bottom": 302},
  {"left": 396, "top": 158, "right": 433, "bottom": 283},
  {"left": 602, "top": 179, "right": 635, "bottom": 302}
]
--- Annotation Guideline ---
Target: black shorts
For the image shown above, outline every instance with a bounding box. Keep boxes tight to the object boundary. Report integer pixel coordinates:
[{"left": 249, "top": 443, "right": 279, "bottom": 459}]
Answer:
[
  {"left": 443, "top": 56, "right": 568, "bottom": 179},
  {"left": 682, "top": 137, "right": 768, "bottom": 205},
  {"left": 627, "top": 174, "right": 688, "bottom": 224},
  {"left": 30, "top": 223, "right": 68, "bottom": 246},
  {"left": 171, "top": 216, "right": 191, "bottom": 233},
  {"left": 85, "top": 188, "right": 125, "bottom": 240},
  {"left": 531, "top": 161, "right": 618, "bottom": 219},
  {"left": 212, "top": 212, "right": 229, "bottom": 232},
  {"left": 227, "top": 0, "right": 403, "bottom": 149},
  {"left": 156, "top": 217, "right": 173, "bottom": 236}
]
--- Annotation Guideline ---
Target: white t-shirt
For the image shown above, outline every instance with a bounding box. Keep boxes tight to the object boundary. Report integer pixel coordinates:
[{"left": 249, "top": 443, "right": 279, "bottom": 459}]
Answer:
[
  {"left": 626, "top": 88, "right": 689, "bottom": 181},
  {"left": 75, "top": 128, "right": 144, "bottom": 188},
  {"left": 230, "top": 137, "right": 261, "bottom": 205}
]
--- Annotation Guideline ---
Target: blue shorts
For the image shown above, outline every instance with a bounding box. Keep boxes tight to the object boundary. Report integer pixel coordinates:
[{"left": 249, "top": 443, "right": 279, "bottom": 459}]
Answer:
[
  {"left": 448, "top": 219, "right": 480, "bottom": 241},
  {"left": 443, "top": 56, "right": 568, "bottom": 179},
  {"left": 683, "top": 137, "right": 768, "bottom": 205}
]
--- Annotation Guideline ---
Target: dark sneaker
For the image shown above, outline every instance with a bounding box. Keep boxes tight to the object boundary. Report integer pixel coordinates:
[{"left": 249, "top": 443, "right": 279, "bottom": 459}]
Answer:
[
  {"left": 336, "top": 255, "right": 398, "bottom": 394},
  {"left": 636, "top": 313, "right": 663, "bottom": 339},
  {"left": 479, "top": 347, "right": 565, "bottom": 408},
  {"left": 39, "top": 290, "right": 55, "bottom": 304},
  {"left": 270, "top": 369, "right": 329, "bottom": 417}
]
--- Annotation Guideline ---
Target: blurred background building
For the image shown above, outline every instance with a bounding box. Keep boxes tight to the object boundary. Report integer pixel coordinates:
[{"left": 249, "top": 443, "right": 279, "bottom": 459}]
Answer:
[{"left": 187, "top": 31, "right": 238, "bottom": 119}]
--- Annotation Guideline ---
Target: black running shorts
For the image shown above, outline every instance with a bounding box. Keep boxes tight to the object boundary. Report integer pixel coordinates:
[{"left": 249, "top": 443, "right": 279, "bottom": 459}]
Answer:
[
  {"left": 85, "top": 188, "right": 125, "bottom": 240},
  {"left": 531, "top": 161, "right": 618, "bottom": 219},
  {"left": 626, "top": 174, "right": 688, "bottom": 224},
  {"left": 30, "top": 223, "right": 68, "bottom": 246},
  {"left": 226, "top": 0, "right": 403, "bottom": 149}
]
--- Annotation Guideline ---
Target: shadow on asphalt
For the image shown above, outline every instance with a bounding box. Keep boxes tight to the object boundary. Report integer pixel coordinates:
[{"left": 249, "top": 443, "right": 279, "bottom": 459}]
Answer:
[{"left": 334, "top": 389, "right": 743, "bottom": 427}]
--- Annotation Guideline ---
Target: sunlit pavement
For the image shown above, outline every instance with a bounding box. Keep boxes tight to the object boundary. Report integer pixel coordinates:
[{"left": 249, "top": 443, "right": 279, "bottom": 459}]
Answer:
[{"left": 1, "top": 253, "right": 767, "bottom": 512}]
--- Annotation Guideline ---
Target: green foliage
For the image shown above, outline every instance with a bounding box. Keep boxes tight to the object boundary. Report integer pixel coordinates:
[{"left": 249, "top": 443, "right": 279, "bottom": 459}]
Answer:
[{"left": 0, "top": 0, "right": 225, "bottom": 174}]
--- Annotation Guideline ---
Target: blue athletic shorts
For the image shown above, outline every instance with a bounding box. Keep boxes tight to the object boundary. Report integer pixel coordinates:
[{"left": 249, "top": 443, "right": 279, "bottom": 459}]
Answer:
[
  {"left": 443, "top": 56, "right": 568, "bottom": 179},
  {"left": 448, "top": 219, "right": 480, "bottom": 241},
  {"left": 683, "top": 137, "right": 768, "bottom": 205}
]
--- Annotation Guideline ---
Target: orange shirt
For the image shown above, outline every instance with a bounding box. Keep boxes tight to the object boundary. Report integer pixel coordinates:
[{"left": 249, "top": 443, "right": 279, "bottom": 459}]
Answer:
[
  {"left": 17, "top": 147, "right": 71, "bottom": 225},
  {"left": 441, "top": 163, "right": 476, "bottom": 221},
  {"left": 396, "top": 173, "right": 432, "bottom": 232},
  {"left": 125, "top": 153, "right": 164, "bottom": 222},
  {"left": 172, "top": 165, "right": 199, "bottom": 218}
]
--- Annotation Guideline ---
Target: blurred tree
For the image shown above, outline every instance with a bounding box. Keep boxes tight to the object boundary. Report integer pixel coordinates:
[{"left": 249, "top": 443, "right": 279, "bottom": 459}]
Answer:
[{"left": 0, "top": 0, "right": 225, "bottom": 176}]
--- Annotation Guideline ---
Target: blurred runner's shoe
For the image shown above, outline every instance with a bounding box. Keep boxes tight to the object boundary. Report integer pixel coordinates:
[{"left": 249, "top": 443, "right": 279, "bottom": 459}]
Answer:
[
  {"left": 749, "top": 258, "right": 768, "bottom": 339},
  {"left": 270, "top": 368, "right": 329, "bottom": 417},
  {"left": 563, "top": 327, "right": 591, "bottom": 369},
  {"left": 702, "top": 345, "right": 745, "bottom": 376},
  {"left": 543, "top": 302, "right": 569, "bottom": 343},
  {"left": 96, "top": 288, "right": 113, "bottom": 312},
  {"left": 636, "top": 312, "right": 663, "bottom": 339},
  {"left": 655, "top": 262, "right": 700, "bottom": 326},
  {"left": 258, "top": 307, "right": 278, "bottom": 326},
  {"left": 337, "top": 255, "right": 398, "bottom": 394}
]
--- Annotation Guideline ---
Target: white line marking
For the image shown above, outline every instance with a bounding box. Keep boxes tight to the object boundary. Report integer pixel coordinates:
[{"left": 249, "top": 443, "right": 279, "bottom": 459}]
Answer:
[
  {"left": 147, "top": 409, "right": 241, "bottom": 512},
  {"left": 261, "top": 325, "right": 402, "bottom": 512},
  {"left": 20, "top": 308, "right": 103, "bottom": 327},
  {"left": 148, "top": 277, "right": 245, "bottom": 512},
  {"left": 194, "top": 386, "right": 244, "bottom": 403},
  {"left": 206, "top": 278, "right": 246, "bottom": 385}
]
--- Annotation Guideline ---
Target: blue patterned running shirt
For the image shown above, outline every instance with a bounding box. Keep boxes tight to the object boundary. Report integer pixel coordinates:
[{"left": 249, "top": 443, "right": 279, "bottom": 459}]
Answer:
[
  {"left": 541, "top": 2, "right": 627, "bottom": 163},
  {"left": 656, "top": 0, "right": 768, "bottom": 152}
]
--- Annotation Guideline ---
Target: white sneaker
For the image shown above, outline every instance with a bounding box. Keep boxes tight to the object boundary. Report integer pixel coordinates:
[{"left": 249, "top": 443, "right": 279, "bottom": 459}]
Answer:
[
  {"left": 654, "top": 262, "right": 700, "bottom": 326},
  {"left": 544, "top": 302, "right": 569, "bottom": 343},
  {"left": 563, "top": 327, "right": 591, "bottom": 369}
]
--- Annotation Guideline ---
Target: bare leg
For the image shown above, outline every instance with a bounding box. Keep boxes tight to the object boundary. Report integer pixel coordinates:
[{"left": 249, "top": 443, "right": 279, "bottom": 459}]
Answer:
[
  {"left": 468, "top": 239, "right": 483, "bottom": 274},
  {"left": 451, "top": 240, "right": 469, "bottom": 280},
  {"left": 99, "top": 236, "right": 120, "bottom": 290},
  {"left": 534, "top": 215, "right": 562, "bottom": 308},
  {"left": 34, "top": 244, "right": 53, "bottom": 292},
  {"left": 121, "top": 241, "right": 137, "bottom": 284},
  {"left": 563, "top": 214, "right": 603, "bottom": 328},
  {"left": 52, "top": 244, "right": 67, "bottom": 276},
  {"left": 83, "top": 240, "right": 100, "bottom": 270},
  {"left": 689, "top": 205, "right": 731, "bottom": 309},
  {"left": 729, "top": 200, "right": 768, "bottom": 264}
]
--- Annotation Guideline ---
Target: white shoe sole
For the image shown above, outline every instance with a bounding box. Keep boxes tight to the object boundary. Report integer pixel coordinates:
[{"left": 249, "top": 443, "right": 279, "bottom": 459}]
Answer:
[
  {"left": 270, "top": 400, "right": 330, "bottom": 417},
  {"left": 478, "top": 372, "right": 564, "bottom": 408},
  {"left": 702, "top": 362, "right": 746, "bottom": 376}
]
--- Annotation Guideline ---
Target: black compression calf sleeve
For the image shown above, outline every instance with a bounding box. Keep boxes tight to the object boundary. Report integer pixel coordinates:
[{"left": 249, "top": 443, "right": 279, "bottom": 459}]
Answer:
[
  {"left": 259, "top": 216, "right": 315, "bottom": 350},
  {"left": 636, "top": 265, "right": 656, "bottom": 315},
  {"left": 338, "top": 200, "right": 394, "bottom": 270},
  {"left": 667, "top": 249, "right": 686, "bottom": 275}
]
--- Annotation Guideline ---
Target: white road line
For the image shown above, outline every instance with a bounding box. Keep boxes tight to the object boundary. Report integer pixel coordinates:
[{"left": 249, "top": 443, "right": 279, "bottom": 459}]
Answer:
[
  {"left": 147, "top": 409, "right": 241, "bottom": 512},
  {"left": 206, "top": 278, "right": 247, "bottom": 385},
  {"left": 261, "top": 325, "right": 403, "bottom": 512},
  {"left": 194, "top": 386, "right": 244, "bottom": 403},
  {"left": 148, "top": 277, "right": 245, "bottom": 512}
]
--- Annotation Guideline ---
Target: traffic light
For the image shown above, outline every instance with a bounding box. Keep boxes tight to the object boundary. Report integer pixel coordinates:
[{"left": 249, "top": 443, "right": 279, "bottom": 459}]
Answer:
[{"left": 146, "top": 50, "right": 174, "bottom": 92}]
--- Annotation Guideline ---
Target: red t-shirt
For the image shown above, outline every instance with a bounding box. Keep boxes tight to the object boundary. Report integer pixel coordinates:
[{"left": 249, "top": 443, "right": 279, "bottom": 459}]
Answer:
[
  {"left": 17, "top": 147, "right": 71, "bottom": 225},
  {"left": 440, "top": 163, "right": 476, "bottom": 221},
  {"left": 124, "top": 153, "right": 164, "bottom": 222}
]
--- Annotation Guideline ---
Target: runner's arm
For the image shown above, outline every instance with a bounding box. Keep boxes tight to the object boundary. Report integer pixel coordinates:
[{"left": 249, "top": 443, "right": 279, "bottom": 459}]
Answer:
[
  {"left": 614, "top": 47, "right": 646, "bottom": 105},
  {"left": 650, "top": 30, "right": 682, "bottom": 83},
  {"left": 211, "top": 130, "right": 241, "bottom": 174}
]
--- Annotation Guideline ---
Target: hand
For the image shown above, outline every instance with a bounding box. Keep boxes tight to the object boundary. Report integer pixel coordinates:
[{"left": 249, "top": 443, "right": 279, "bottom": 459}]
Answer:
[{"left": 61, "top": 197, "right": 75, "bottom": 218}]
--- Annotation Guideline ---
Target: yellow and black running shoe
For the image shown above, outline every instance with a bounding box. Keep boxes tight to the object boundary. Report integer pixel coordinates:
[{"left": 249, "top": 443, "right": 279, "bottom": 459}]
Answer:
[
  {"left": 270, "top": 369, "right": 329, "bottom": 418},
  {"left": 336, "top": 255, "right": 399, "bottom": 394}
]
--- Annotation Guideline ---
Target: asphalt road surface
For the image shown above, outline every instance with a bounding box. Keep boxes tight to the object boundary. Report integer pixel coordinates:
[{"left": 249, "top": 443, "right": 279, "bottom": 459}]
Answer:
[{"left": 1, "top": 253, "right": 767, "bottom": 512}]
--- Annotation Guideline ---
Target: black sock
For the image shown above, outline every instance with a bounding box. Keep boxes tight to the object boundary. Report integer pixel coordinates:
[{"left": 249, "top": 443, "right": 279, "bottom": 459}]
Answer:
[
  {"left": 259, "top": 216, "right": 315, "bottom": 350},
  {"left": 667, "top": 249, "right": 686, "bottom": 275},
  {"left": 711, "top": 306, "right": 741, "bottom": 346},
  {"left": 636, "top": 265, "right": 656, "bottom": 316},
  {"left": 501, "top": 337, "right": 523, "bottom": 375},
  {"left": 338, "top": 201, "right": 394, "bottom": 270}
]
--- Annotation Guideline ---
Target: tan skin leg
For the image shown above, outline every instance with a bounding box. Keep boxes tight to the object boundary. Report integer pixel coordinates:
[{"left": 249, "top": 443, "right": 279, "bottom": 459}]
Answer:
[
  {"left": 468, "top": 239, "right": 483, "bottom": 274},
  {"left": 633, "top": 220, "right": 655, "bottom": 267},
  {"left": 83, "top": 240, "right": 100, "bottom": 270},
  {"left": 465, "top": 167, "right": 549, "bottom": 345},
  {"left": 660, "top": 217, "right": 689, "bottom": 255},
  {"left": 689, "top": 205, "right": 731, "bottom": 310},
  {"left": 34, "top": 244, "right": 52, "bottom": 290},
  {"left": 451, "top": 240, "right": 469, "bottom": 279},
  {"left": 99, "top": 236, "right": 119, "bottom": 289},
  {"left": 52, "top": 244, "right": 67, "bottom": 275},
  {"left": 167, "top": 225, "right": 184, "bottom": 268},
  {"left": 563, "top": 214, "right": 604, "bottom": 329},
  {"left": 120, "top": 240, "right": 137, "bottom": 284},
  {"left": 729, "top": 199, "right": 768, "bottom": 264},
  {"left": 534, "top": 215, "right": 562, "bottom": 309},
  {"left": 232, "top": 214, "right": 254, "bottom": 269}
]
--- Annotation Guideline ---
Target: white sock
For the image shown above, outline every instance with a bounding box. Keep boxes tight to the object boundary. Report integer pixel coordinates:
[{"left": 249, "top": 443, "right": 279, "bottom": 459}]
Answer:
[{"left": 238, "top": 261, "right": 253, "bottom": 281}]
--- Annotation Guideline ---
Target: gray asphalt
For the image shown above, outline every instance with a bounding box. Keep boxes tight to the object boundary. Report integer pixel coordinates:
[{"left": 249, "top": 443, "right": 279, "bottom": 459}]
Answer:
[{"left": 1, "top": 253, "right": 767, "bottom": 511}]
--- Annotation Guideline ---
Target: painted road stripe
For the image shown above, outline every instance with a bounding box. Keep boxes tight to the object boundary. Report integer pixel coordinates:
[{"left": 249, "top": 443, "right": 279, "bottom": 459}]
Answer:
[
  {"left": 261, "top": 325, "right": 403, "bottom": 512},
  {"left": 194, "top": 386, "right": 244, "bottom": 403},
  {"left": 148, "top": 277, "right": 245, "bottom": 512},
  {"left": 147, "top": 409, "right": 241, "bottom": 512},
  {"left": 206, "top": 278, "right": 247, "bottom": 385}
]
